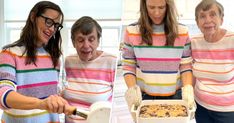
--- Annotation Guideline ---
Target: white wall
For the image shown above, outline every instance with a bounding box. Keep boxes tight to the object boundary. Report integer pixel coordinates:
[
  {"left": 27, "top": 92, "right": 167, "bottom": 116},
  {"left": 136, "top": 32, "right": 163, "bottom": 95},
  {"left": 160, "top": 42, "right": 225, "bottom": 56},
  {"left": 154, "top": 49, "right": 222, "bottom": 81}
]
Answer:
[
  {"left": 0, "top": 0, "right": 5, "bottom": 49},
  {"left": 218, "top": 0, "right": 234, "bottom": 31}
]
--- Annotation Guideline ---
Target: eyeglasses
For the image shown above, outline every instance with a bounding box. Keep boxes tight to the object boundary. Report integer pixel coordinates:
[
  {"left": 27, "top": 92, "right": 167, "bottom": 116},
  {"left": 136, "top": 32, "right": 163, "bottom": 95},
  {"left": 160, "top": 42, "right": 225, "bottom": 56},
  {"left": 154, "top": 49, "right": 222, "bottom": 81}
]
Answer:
[{"left": 39, "top": 15, "right": 63, "bottom": 31}]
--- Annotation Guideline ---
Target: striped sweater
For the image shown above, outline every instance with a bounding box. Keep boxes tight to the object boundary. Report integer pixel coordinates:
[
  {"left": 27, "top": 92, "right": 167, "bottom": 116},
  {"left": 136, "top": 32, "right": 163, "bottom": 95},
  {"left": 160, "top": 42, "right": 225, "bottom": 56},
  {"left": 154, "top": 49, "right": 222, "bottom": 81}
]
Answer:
[
  {"left": 191, "top": 31, "right": 234, "bottom": 112},
  {"left": 62, "top": 52, "right": 116, "bottom": 122},
  {"left": 0, "top": 46, "right": 60, "bottom": 123},
  {"left": 122, "top": 24, "right": 192, "bottom": 96}
]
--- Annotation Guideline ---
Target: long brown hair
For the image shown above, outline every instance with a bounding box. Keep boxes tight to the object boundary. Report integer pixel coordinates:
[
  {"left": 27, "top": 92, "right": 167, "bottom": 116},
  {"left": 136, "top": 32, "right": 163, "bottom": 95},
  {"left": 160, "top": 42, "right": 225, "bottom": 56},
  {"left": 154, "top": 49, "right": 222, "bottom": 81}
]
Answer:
[
  {"left": 3, "top": 1, "right": 64, "bottom": 68},
  {"left": 138, "top": 0, "right": 179, "bottom": 46}
]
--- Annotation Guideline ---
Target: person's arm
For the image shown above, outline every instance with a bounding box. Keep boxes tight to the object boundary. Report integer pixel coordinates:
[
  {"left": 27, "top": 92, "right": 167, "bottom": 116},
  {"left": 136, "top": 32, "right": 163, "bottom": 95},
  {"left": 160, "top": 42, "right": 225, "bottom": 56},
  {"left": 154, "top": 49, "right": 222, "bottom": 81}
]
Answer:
[
  {"left": 180, "top": 30, "right": 193, "bottom": 86},
  {"left": 122, "top": 28, "right": 137, "bottom": 88},
  {"left": 122, "top": 28, "right": 142, "bottom": 123},
  {"left": 124, "top": 74, "right": 141, "bottom": 123},
  {"left": 5, "top": 91, "right": 41, "bottom": 110},
  {"left": 0, "top": 50, "right": 74, "bottom": 114},
  {"left": 180, "top": 31, "right": 195, "bottom": 109},
  {"left": 111, "top": 55, "right": 117, "bottom": 83},
  {"left": 124, "top": 74, "right": 137, "bottom": 88},
  {"left": 6, "top": 91, "right": 67, "bottom": 112},
  {"left": 181, "top": 71, "right": 195, "bottom": 110},
  {"left": 181, "top": 71, "right": 193, "bottom": 86}
]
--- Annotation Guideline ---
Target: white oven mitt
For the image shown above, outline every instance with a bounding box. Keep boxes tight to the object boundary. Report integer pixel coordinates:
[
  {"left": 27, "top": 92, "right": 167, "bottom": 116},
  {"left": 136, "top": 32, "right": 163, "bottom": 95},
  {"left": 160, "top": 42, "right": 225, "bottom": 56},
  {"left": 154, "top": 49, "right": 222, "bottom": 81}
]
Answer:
[
  {"left": 182, "top": 84, "right": 196, "bottom": 119},
  {"left": 124, "top": 85, "right": 142, "bottom": 122}
]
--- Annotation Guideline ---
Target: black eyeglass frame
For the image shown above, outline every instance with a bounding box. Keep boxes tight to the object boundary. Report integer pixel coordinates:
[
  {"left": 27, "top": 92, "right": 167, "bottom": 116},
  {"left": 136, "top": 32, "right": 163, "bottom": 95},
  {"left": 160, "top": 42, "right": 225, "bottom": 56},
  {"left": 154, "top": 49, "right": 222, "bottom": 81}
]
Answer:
[{"left": 39, "top": 15, "right": 63, "bottom": 31}]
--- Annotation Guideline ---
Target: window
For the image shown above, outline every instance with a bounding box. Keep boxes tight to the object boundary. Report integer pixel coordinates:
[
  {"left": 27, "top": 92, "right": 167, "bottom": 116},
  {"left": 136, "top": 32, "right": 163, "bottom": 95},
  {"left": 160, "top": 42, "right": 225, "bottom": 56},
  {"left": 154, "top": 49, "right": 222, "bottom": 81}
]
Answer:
[{"left": 2, "top": 0, "right": 123, "bottom": 57}]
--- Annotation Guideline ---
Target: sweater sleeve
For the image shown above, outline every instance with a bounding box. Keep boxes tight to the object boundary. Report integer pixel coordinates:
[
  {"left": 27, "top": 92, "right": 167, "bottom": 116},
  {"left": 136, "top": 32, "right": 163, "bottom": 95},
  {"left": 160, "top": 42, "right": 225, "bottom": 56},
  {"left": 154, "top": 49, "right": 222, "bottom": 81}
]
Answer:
[
  {"left": 0, "top": 50, "right": 17, "bottom": 109},
  {"left": 111, "top": 56, "right": 117, "bottom": 83},
  {"left": 122, "top": 28, "right": 137, "bottom": 76},
  {"left": 180, "top": 34, "right": 192, "bottom": 74}
]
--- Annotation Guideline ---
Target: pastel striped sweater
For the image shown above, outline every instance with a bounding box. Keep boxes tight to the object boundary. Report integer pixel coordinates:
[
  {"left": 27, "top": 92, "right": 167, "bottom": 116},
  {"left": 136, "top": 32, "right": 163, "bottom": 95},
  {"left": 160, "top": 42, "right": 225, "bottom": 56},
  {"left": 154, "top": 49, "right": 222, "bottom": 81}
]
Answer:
[
  {"left": 0, "top": 46, "right": 60, "bottom": 123},
  {"left": 122, "top": 24, "right": 192, "bottom": 96},
  {"left": 62, "top": 52, "right": 116, "bottom": 122},
  {"left": 191, "top": 31, "right": 234, "bottom": 112}
]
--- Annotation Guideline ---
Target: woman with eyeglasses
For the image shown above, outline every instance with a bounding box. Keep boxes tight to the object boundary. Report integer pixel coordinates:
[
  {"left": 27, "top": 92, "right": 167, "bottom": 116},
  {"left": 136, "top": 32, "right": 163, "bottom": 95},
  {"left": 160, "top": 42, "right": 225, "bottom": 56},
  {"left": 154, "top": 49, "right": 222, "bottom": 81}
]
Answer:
[{"left": 0, "top": 1, "right": 75, "bottom": 123}]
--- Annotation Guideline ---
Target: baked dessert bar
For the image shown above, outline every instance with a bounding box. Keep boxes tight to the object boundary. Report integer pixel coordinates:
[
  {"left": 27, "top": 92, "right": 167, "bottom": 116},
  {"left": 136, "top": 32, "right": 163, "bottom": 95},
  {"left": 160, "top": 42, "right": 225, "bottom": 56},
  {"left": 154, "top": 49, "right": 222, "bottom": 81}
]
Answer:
[{"left": 139, "top": 104, "right": 188, "bottom": 118}]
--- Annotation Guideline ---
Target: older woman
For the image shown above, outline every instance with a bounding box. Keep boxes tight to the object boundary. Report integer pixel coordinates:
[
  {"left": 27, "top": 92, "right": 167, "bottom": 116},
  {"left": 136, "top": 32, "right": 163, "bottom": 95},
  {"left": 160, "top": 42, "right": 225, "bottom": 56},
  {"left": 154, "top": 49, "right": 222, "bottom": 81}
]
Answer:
[
  {"left": 62, "top": 16, "right": 116, "bottom": 123},
  {"left": 191, "top": 0, "right": 234, "bottom": 123}
]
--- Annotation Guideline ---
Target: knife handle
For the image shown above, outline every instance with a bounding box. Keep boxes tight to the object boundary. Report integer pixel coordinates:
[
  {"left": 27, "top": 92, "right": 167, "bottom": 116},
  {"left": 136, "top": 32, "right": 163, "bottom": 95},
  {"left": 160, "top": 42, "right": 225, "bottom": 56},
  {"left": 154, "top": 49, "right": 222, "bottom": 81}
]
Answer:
[{"left": 73, "top": 108, "right": 88, "bottom": 119}]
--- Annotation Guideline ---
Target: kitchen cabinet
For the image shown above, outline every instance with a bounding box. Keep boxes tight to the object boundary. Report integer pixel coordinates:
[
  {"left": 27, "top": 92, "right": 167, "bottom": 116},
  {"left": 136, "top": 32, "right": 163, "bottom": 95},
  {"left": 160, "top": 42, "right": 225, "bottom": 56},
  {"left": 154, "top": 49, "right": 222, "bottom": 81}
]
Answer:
[
  {"left": 122, "top": 0, "right": 140, "bottom": 25},
  {"left": 122, "top": 0, "right": 201, "bottom": 21},
  {"left": 175, "top": 0, "right": 201, "bottom": 19}
]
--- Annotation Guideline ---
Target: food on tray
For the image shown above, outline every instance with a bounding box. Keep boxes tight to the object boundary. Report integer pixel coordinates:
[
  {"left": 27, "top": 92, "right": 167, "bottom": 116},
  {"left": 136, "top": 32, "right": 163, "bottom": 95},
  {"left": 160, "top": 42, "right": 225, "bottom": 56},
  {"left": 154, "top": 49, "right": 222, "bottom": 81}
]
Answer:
[{"left": 139, "top": 104, "right": 188, "bottom": 118}]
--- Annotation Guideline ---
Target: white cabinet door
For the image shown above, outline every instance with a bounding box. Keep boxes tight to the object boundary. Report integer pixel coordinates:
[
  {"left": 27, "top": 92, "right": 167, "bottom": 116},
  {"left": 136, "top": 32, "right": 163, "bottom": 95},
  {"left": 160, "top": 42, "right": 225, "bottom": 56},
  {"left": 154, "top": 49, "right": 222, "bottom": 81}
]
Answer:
[
  {"left": 175, "top": 0, "right": 201, "bottom": 19},
  {"left": 122, "top": 0, "right": 140, "bottom": 24},
  {"left": 122, "top": 0, "right": 201, "bottom": 21}
]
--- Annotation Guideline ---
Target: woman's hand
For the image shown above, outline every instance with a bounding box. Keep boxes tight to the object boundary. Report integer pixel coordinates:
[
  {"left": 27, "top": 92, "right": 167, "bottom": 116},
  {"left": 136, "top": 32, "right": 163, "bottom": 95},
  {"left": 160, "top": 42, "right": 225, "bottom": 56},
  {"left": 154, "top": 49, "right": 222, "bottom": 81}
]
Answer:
[
  {"left": 182, "top": 85, "right": 195, "bottom": 109},
  {"left": 38, "top": 95, "right": 75, "bottom": 114}
]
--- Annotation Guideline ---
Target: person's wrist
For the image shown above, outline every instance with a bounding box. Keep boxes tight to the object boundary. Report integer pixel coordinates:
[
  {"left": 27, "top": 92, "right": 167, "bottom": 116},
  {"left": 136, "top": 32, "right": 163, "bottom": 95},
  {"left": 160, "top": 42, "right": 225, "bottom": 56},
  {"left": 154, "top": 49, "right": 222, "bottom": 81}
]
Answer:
[
  {"left": 127, "top": 83, "right": 137, "bottom": 89},
  {"left": 34, "top": 98, "right": 45, "bottom": 110},
  {"left": 183, "top": 84, "right": 192, "bottom": 87}
]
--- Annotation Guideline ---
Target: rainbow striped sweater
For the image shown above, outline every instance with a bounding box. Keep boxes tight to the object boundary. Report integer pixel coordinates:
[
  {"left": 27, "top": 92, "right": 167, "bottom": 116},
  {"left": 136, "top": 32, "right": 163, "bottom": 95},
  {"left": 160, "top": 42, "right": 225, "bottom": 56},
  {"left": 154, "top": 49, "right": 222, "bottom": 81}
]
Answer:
[
  {"left": 62, "top": 52, "right": 116, "bottom": 122},
  {"left": 192, "top": 31, "right": 234, "bottom": 112},
  {"left": 0, "top": 46, "right": 60, "bottom": 123},
  {"left": 122, "top": 24, "right": 192, "bottom": 96}
]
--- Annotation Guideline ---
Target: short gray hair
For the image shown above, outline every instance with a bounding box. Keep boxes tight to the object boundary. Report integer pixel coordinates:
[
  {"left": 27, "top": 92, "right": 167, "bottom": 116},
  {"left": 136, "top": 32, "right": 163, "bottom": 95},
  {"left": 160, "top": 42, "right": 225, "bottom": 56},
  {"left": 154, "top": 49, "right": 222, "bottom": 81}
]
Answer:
[{"left": 195, "top": 0, "right": 224, "bottom": 21}]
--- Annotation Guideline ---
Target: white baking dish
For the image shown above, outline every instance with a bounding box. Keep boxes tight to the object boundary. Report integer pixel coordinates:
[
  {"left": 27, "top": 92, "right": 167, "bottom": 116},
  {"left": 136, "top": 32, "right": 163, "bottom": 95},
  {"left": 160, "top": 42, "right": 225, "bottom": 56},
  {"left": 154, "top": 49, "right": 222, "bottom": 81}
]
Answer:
[
  {"left": 131, "top": 100, "right": 191, "bottom": 123},
  {"left": 72, "top": 101, "right": 111, "bottom": 123}
]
